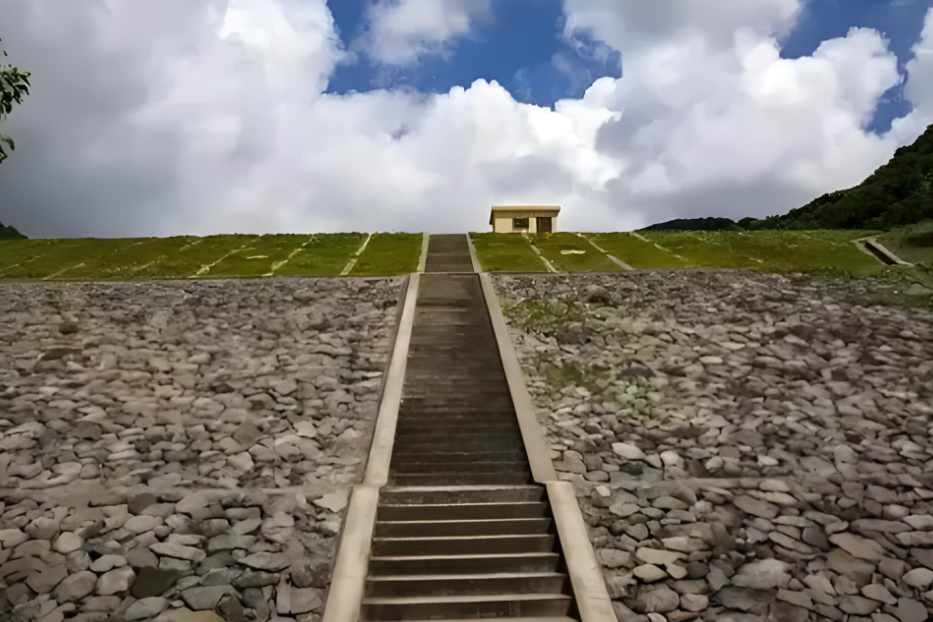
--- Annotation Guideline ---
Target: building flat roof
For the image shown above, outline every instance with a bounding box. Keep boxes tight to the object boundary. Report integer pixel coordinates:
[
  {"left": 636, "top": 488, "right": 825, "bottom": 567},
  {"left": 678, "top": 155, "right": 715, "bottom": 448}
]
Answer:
[{"left": 490, "top": 205, "right": 561, "bottom": 224}]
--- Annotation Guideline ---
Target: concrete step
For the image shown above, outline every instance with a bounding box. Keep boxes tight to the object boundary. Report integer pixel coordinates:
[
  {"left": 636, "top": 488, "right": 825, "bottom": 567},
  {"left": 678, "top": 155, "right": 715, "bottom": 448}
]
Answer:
[
  {"left": 372, "top": 534, "right": 557, "bottom": 556},
  {"left": 379, "top": 486, "right": 545, "bottom": 505},
  {"left": 395, "top": 422, "right": 519, "bottom": 434},
  {"left": 391, "top": 450, "right": 528, "bottom": 465},
  {"left": 367, "top": 553, "right": 563, "bottom": 576},
  {"left": 391, "top": 472, "right": 532, "bottom": 486},
  {"left": 392, "top": 437, "right": 523, "bottom": 452},
  {"left": 375, "top": 518, "right": 554, "bottom": 538},
  {"left": 377, "top": 502, "right": 550, "bottom": 521},
  {"left": 365, "top": 572, "right": 569, "bottom": 598},
  {"left": 360, "top": 593, "right": 574, "bottom": 619},
  {"left": 388, "top": 460, "right": 528, "bottom": 474}
]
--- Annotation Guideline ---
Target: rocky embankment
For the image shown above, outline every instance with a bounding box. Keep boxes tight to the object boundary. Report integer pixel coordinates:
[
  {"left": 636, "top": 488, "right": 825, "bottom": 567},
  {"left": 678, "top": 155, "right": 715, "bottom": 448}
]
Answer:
[
  {"left": 0, "top": 278, "right": 400, "bottom": 622},
  {"left": 496, "top": 271, "right": 933, "bottom": 622}
]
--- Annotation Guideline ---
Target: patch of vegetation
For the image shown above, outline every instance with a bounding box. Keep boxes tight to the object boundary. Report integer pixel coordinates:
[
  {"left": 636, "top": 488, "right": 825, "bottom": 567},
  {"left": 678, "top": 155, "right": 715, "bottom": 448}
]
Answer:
[
  {"left": 500, "top": 298, "right": 588, "bottom": 336},
  {"left": 640, "top": 232, "right": 765, "bottom": 269},
  {"left": 0, "top": 239, "right": 137, "bottom": 279},
  {"left": 720, "top": 230, "right": 883, "bottom": 276},
  {"left": 531, "top": 233, "right": 624, "bottom": 272},
  {"left": 129, "top": 235, "right": 260, "bottom": 279},
  {"left": 64, "top": 237, "right": 195, "bottom": 279},
  {"left": 351, "top": 233, "right": 422, "bottom": 276},
  {"left": 276, "top": 233, "right": 365, "bottom": 277},
  {"left": 470, "top": 233, "right": 547, "bottom": 272},
  {"left": 208, "top": 234, "right": 310, "bottom": 277},
  {"left": 590, "top": 233, "right": 689, "bottom": 269},
  {"left": 745, "top": 124, "right": 933, "bottom": 230},
  {"left": 641, "top": 217, "right": 742, "bottom": 232}
]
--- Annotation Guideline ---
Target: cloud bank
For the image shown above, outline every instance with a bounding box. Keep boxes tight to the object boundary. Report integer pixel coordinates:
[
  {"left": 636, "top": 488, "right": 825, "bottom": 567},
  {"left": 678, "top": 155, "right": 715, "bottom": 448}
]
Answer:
[{"left": 0, "top": 0, "right": 929, "bottom": 237}]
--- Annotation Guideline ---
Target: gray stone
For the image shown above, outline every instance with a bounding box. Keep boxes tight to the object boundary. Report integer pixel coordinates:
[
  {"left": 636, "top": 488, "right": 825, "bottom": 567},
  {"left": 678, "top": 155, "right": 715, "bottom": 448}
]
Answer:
[
  {"left": 125, "top": 597, "right": 168, "bottom": 621},
  {"left": 53, "top": 570, "right": 98, "bottom": 602}
]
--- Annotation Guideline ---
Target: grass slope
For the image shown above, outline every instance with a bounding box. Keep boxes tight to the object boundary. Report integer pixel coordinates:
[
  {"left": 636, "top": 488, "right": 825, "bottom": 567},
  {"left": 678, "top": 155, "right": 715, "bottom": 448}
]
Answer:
[
  {"left": 589, "top": 233, "right": 689, "bottom": 269},
  {"left": 276, "top": 233, "right": 365, "bottom": 277},
  {"left": 470, "top": 233, "right": 547, "bottom": 272},
  {"left": 531, "top": 233, "right": 623, "bottom": 273},
  {"left": 208, "top": 235, "right": 310, "bottom": 277},
  {"left": 351, "top": 233, "right": 422, "bottom": 276}
]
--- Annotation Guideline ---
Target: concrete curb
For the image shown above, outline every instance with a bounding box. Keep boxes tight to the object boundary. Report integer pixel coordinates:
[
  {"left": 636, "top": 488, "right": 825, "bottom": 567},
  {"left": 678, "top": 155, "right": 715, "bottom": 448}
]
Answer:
[
  {"left": 322, "top": 274, "right": 420, "bottom": 622},
  {"left": 548, "top": 481, "right": 616, "bottom": 622},
  {"left": 480, "top": 273, "right": 615, "bottom": 622},
  {"left": 364, "top": 273, "right": 420, "bottom": 486},
  {"left": 853, "top": 236, "right": 912, "bottom": 266},
  {"left": 479, "top": 273, "right": 556, "bottom": 483},
  {"left": 417, "top": 234, "right": 430, "bottom": 273},
  {"left": 466, "top": 233, "right": 482, "bottom": 273},
  {"left": 321, "top": 485, "right": 379, "bottom": 622}
]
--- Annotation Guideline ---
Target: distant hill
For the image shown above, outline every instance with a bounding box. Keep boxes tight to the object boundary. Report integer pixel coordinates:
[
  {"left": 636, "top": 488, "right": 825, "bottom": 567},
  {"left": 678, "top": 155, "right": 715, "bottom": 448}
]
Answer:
[
  {"left": 0, "top": 221, "right": 26, "bottom": 240},
  {"left": 744, "top": 124, "right": 933, "bottom": 231},
  {"left": 640, "top": 217, "right": 743, "bottom": 232}
]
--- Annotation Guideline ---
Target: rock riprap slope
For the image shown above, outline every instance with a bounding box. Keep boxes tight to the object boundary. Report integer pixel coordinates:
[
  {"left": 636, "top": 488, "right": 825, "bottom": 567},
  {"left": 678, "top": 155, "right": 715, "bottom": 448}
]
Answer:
[
  {"left": 495, "top": 272, "right": 933, "bottom": 622},
  {"left": 0, "top": 278, "right": 400, "bottom": 621}
]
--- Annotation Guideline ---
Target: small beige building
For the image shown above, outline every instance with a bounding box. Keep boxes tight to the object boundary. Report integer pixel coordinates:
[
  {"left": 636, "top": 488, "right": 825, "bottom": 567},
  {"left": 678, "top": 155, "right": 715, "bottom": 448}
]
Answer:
[{"left": 490, "top": 205, "right": 560, "bottom": 233}]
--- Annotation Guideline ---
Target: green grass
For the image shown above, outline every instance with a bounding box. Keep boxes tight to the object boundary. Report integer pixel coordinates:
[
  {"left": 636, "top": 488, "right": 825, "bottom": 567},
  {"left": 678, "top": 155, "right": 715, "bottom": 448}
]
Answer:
[
  {"left": 132, "top": 235, "right": 259, "bottom": 279},
  {"left": 589, "top": 233, "right": 689, "bottom": 269},
  {"left": 0, "top": 233, "right": 419, "bottom": 280},
  {"left": 276, "top": 233, "right": 366, "bottom": 277},
  {"left": 640, "top": 231, "right": 768, "bottom": 269},
  {"left": 0, "top": 239, "right": 139, "bottom": 279},
  {"left": 351, "top": 233, "right": 423, "bottom": 276},
  {"left": 207, "top": 234, "right": 311, "bottom": 277},
  {"left": 530, "top": 233, "right": 624, "bottom": 273},
  {"left": 63, "top": 237, "right": 196, "bottom": 279},
  {"left": 470, "top": 233, "right": 547, "bottom": 272}
]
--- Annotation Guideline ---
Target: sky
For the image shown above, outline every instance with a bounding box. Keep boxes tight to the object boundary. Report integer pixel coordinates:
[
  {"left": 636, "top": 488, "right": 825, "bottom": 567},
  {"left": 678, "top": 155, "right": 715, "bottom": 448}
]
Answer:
[{"left": 0, "top": 0, "right": 932, "bottom": 237}]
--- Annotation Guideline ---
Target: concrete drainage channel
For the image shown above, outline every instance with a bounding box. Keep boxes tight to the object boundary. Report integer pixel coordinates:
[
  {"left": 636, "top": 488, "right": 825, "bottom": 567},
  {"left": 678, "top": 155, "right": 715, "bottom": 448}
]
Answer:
[{"left": 324, "top": 234, "right": 613, "bottom": 622}]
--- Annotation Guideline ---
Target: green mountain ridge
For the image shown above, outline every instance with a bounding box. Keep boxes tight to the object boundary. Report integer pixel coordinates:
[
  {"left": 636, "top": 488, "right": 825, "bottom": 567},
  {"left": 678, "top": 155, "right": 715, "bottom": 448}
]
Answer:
[
  {"left": 0, "top": 220, "right": 27, "bottom": 240},
  {"left": 639, "top": 217, "right": 742, "bottom": 232}
]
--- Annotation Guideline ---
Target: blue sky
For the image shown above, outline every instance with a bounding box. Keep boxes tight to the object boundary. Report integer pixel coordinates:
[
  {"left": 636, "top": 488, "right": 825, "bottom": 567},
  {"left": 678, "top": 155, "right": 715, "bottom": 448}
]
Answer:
[{"left": 328, "top": 0, "right": 932, "bottom": 133}]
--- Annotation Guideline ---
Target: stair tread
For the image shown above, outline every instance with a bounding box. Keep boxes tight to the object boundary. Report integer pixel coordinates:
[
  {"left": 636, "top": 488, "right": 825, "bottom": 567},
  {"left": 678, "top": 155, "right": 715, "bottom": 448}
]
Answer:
[
  {"left": 374, "top": 534, "right": 551, "bottom": 541},
  {"left": 385, "top": 618, "right": 575, "bottom": 622},
  {"left": 371, "top": 552, "right": 560, "bottom": 561},
  {"left": 362, "top": 593, "right": 572, "bottom": 604},
  {"left": 377, "top": 518, "right": 549, "bottom": 525},
  {"left": 383, "top": 485, "right": 540, "bottom": 492},
  {"left": 367, "top": 572, "right": 566, "bottom": 582}
]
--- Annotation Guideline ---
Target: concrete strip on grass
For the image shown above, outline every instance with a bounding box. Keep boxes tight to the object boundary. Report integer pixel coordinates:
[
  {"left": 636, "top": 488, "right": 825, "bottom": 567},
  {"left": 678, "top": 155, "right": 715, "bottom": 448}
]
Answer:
[
  {"left": 853, "top": 236, "right": 912, "bottom": 266},
  {"left": 576, "top": 233, "right": 634, "bottom": 271},
  {"left": 341, "top": 233, "right": 373, "bottom": 276},
  {"left": 417, "top": 233, "right": 430, "bottom": 273},
  {"left": 467, "top": 233, "right": 483, "bottom": 273},
  {"left": 479, "top": 273, "right": 556, "bottom": 482},
  {"left": 526, "top": 236, "right": 558, "bottom": 273}
]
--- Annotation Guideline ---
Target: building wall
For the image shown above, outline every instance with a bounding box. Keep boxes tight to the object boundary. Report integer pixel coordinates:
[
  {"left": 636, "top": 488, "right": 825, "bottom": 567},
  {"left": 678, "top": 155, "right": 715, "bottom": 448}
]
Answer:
[{"left": 491, "top": 213, "right": 558, "bottom": 233}]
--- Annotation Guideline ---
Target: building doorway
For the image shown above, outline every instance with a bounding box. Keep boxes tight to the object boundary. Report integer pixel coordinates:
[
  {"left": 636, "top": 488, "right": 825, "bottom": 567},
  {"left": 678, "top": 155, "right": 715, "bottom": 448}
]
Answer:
[{"left": 537, "top": 217, "right": 552, "bottom": 233}]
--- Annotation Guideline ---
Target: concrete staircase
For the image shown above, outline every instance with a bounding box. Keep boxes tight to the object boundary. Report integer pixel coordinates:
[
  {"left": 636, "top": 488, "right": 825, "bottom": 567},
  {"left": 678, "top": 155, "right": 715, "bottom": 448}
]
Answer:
[
  {"left": 423, "top": 234, "right": 476, "bottom": 273},
  {"left": 360, "top": 245, "right": 578, "bottom": 620}
]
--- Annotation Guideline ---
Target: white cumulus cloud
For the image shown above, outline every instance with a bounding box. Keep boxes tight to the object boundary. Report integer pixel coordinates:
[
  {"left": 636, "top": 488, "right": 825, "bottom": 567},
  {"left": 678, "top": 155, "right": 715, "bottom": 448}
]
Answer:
[
  {"left": 362, "top": 0, "right": 492, "bottom": 65},
  {"left": 0, "top": 0, "right": 930, "bottom": 237}
]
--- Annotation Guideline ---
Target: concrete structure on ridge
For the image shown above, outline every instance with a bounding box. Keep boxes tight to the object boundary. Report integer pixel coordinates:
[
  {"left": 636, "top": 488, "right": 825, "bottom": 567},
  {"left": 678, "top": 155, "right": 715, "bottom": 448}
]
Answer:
[{"left": 490, "top": 205, "right": 560, "bottom": 233}]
